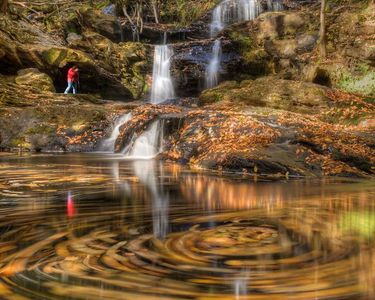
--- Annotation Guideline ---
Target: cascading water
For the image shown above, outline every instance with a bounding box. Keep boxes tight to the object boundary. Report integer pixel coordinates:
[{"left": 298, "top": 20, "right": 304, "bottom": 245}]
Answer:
[
  {"left": 210, "top": 0, "right": 283, "bottom": 37},
  {"left": 98, "top": 113, "right": 132, "bottom": 152},
  {"left": 238, "top": 0, "right": 261, "bottom": 21},
  {"left": 123, "top": 120, "right": 164, "bottom": 159},
  {"left": 205, "top": 39, "right": 222, "bottom": 89},
  {"left": 210, "top": 3, "right": 225, "bottom": 38},
  {"left": 267, "top": 0, "right": 283, "bottom": 11},
  {"left": 150, "top": 45, "right": 175, "bottom": 104}
]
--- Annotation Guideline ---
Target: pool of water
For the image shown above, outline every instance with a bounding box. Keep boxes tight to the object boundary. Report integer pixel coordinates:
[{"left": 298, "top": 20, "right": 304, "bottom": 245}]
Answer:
[{"left": 0, "top": 153, "right": 374, "bottom": 299}]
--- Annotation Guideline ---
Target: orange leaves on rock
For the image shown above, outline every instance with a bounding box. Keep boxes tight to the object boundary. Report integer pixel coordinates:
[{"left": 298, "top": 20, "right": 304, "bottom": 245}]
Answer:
[{"left": 324, "top": 89, "right": 375, "bottom": 123}]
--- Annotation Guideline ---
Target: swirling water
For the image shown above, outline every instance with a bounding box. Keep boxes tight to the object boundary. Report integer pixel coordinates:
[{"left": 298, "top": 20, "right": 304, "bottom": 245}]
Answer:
[{"left": 0, "top": 153, "right": 375, "bottom": 299}]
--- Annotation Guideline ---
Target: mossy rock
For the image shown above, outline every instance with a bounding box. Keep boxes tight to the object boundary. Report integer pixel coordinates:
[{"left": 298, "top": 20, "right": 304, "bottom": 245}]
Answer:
[
  {"left": 200, "top": 77, "right": 329, "bottom": 114},
  {"left": 15, "top": 68, "right": 55, "bottom": 92},
  {"left": 41, "top": 47, "right": 91, "bottom": 68}
]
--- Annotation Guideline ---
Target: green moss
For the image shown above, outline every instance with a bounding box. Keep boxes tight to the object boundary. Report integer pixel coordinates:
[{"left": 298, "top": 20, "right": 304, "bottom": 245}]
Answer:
[
  {"left": 26, "top": 125, "right": 55, "bottom": 135},
  {"left": 338, "top": 66, "right": 375, "bottom": 97},
  {"left": 42, "top": 48, "right": 91, "bottom": 67},
  {"left": 161, "top": 0, "right": 220, "bottom": 27},
  {"left": 229, "top": 31, "right": 254, "bottom": 54}
]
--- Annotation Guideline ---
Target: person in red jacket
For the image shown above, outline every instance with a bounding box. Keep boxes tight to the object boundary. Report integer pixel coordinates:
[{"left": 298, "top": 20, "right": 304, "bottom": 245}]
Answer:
[{"left": 64, "top": 66, "right": 79, "bottom": 94}]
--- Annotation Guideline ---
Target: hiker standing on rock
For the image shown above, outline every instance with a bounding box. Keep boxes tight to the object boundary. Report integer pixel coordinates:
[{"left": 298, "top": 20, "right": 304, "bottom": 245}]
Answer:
[{"left": 64, "top": 66, "right": 79, "bottom": 94}]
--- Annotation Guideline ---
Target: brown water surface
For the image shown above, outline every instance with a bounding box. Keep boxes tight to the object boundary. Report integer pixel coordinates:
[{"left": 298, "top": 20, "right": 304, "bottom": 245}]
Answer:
[{"left": 0, "top": 153, "right": 374, "bottom": 299}]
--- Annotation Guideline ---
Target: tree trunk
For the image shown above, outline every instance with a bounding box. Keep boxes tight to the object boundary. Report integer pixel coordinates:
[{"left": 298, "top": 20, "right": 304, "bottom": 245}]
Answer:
[
  {"left": 0, "top": 0, "right": 8, "bottom": 14},
  {"left": 151, "top": 0, "right": 159, "bottom": 24},
  {"left": 319, "top": 0, "right": 327, "bottom": 58}
]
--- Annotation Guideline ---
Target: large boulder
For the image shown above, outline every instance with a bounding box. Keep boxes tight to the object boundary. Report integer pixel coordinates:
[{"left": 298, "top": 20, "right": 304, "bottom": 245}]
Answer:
[
  {"left": 78, "top": 6, "right": 123, "bottom": 42},
  {"left": 200, "top": 77, "right": 329, "bottom": 114},
  {"left": 223, "top": 10, "right": 317, "bottom": 78},
  {"left": 15, "top": 68, "right": 55, "bottom": 92}
]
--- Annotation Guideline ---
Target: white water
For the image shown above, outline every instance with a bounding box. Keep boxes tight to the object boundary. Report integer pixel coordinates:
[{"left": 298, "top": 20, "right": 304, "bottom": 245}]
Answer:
[
  {"left": 268, "top": 0, "right": 283, "bottom": 11},
  {"left": 210, "top": 0, "right": 283, "bottom": 37},
  {"left": 124, "top": 120, "right": 164, "bottom": 159},
  {"left": 98, "top": 113, "right": 132, "bottom": 152},
  {"left": 205, "top": 39, "right": 222, "bottom": 89},
  {"left": 133, "top": 160, "right": 169, "bottom": 240},
  {"left": 151, "top": 45, "right": 175, "bottom": 104}
]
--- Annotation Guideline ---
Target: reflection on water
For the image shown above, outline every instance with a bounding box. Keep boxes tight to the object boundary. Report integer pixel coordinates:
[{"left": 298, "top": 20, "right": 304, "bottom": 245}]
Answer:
[
  {"left": 132, "top": 160, "right": 169, "bottom": 240},
  {"left": 67, "top": 191, "right": 75, "bottom": 218},
  {"left": 0, "top": 153, "right": 375, "bottom": 299}
]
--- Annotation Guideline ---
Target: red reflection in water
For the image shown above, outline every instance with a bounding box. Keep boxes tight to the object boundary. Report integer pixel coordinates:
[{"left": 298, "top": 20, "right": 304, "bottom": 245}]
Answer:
[{"left": 67, "top": 192, "right": 75, "bottom": 218}]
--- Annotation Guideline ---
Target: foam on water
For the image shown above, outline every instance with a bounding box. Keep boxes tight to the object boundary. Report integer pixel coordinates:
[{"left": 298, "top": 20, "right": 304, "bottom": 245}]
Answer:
[
  {"left": 98, "top": 113, "right": 132, "bottom": 152},
  {"left": 123, "top": 120, "right": 164, "bottom": 159}
]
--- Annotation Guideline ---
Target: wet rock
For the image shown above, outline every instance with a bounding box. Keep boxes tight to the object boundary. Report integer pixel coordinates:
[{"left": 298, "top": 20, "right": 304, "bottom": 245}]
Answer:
[
  {"left": 171, "top": 39, "right": 240, "bottom": 96},
  {"left": 114, "top": 104, "right": 375, "bottom": 178},
  {"left": 114, "top": 105, "right": 183, "bottom": 153},
  {"left": 78, "top": 6, "right": 122, "bottom": 42}
]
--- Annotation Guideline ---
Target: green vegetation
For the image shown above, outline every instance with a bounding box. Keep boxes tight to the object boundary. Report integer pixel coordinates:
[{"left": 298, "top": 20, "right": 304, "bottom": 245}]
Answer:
[{"left": 338, "top": 64, "right": 375, "bottom": 97}]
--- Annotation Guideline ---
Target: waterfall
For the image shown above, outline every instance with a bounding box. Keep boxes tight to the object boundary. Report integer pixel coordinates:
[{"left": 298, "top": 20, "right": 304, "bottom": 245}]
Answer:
[
  {"left": 210, "top": 3, "right": 224, "bottom": 38},
  {"left": 205, "top": 39, "right": 222, "bottom": 89},
  {"left": 98, "top": 113, "right": 132, "bottom": 152},
  {"left": 124, "top": 120, "right": 164, "bottom": 159},
  {"left": 210, "top": 0, "right": 283, "bottom": 37},
  {"left": 151, "top": 45, "right": 175, "bottom": 104},
  {"left": 267, "top": 0, "right": 283, "bottom": 11},
  {"left": 238, "top": 0, "right": 261, "bottom": 22}
]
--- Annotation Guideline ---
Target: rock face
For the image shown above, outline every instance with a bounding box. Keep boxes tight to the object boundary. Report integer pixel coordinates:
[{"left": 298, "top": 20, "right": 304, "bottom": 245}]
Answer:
[
  {"left": 15, "top": 68, "right": 55, "bottom": 92},
  {"left": 0, "top": 12, "right": 149, "bottom": 100},
  {"left": 171, "top": 39, "right": 240, "bottom": 97},
  {"left": 222, "top": 10, "right": 318, "bottom": 79},
  {"left": 0, "top": 79, "right": 130, "bottom": 152},
  {"left": 200, "top": 77, "right": 329, "bottom": 114},
  {"left": 223, "top": 4, "right": 375, "bottom": 96}
]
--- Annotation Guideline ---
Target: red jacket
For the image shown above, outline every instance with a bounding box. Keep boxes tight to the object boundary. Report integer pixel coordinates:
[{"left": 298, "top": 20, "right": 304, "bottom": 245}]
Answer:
[{"left": 67, "top": 68, "right": 79, "bottom": 82}]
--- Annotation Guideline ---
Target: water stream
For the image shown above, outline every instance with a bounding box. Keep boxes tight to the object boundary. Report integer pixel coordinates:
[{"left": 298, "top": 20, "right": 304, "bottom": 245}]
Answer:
[
  {"left": 150, "top": 45, "right": 175, "bottom": 104},
  {"left": 210, "top": 0, "right": 284, "bottom": 37},
  {"left": 205, "top": 39, "right": 222, "bottom": 89},
  {"left": 0, "top": 153, "right": 374, "bottom": 299},
  {"left": 98, "top": 113, "right": 132, "bottom": 152},
  {"left": 123, "top": 120, "right": 164, "bottom": 159}
]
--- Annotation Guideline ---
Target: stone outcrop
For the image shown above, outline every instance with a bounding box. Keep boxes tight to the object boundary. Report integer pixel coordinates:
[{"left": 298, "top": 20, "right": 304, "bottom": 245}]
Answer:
[
  {"left": 0, "top": 79, "right": 130, "bottom": 152},
  {"left": 114, "top": 101, "right": 374, "bottom": 178},
  {"left": 222, "top": 3, "right": 374, "bottom": 96},
  {"left": 0, "top": 12, "right": 149, "bottom": 100},
  {"left": 200, "top": 77, "right": 329, "bottom": 114},
  {"left": 15, "top": 68, "right": 55, "bottom": 92}
]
